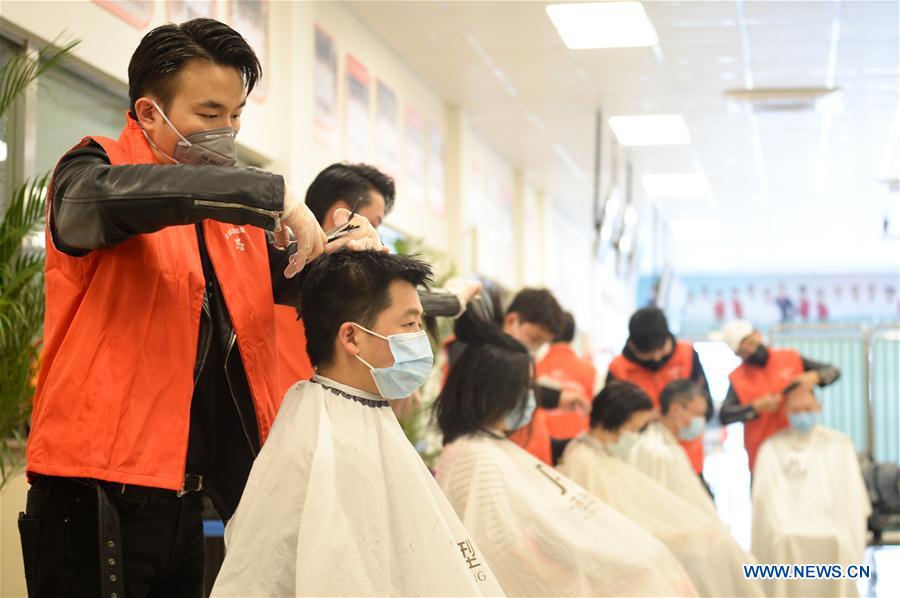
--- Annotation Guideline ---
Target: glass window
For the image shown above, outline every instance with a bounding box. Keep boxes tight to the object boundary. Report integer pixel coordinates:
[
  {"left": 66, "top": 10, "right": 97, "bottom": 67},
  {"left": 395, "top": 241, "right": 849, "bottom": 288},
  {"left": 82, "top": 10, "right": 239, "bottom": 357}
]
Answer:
[
  {"left": 0, "top": 35, "right": 20, "bottom": 204},
  {"left": 36, "top": 66, "right": 127, "bottom": 174}
]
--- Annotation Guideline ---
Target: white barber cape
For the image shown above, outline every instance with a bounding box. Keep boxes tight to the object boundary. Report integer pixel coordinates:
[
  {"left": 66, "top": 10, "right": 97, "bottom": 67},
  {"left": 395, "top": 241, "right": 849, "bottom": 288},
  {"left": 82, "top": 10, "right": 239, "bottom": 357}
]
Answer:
[
  {"left": 559, "top": 433, "right": 765, "bottom": 598},
  {"left": 212, "top": 377, "right": 505, "bottom": 597},
  {"left": 629, "top": 421, "right": 717, "bottom": 517},
  {"left": 752, "top": 425, "right": 871, "bottom": 598},
  {"left": 435, "top": 433, "right": 698, "bottom": 597}
]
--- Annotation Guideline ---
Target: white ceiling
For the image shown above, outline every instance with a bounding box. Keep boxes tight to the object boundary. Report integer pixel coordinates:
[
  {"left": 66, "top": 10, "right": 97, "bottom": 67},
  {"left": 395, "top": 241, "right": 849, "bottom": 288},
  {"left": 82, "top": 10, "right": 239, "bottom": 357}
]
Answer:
[{"left": 344, "top": 0, "right": 900, "bottom": 274}]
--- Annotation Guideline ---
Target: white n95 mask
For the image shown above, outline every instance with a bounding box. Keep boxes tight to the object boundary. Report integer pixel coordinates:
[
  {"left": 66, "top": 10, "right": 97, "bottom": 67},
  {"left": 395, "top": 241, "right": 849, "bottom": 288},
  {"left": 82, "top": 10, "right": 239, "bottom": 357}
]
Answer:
[
  {"left": 352, "top": 323, "right": 434, "bottom": 399},
  {"left": 141, "top": 99, "right": 237, "bottom": 166}
]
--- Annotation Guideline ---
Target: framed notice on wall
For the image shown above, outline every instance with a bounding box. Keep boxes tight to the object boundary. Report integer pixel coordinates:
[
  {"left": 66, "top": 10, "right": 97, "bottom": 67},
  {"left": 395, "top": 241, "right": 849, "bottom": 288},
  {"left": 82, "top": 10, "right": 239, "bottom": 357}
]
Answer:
[
  {"left": 403, "top": 105, "right": 425, "bottom": 204},
  {"left": 427, "top": 125, "right": 445, "bottom": 217},
  {"left": 167, "top": 0, "right": 215, "bottom": 22},
  {"left": 375, "top": 80, "right": 399, "bottom": 176},
  {"left": 93, "top": 0, "right": 154, "bottom": 28},
  {"left": 227, "top": 0, "right": 269, "bottom": 102},
  {"left": 344, "top": 55, "right": 371, "bottom": 163},
  {"left": 313, "top": 25, "right": 339, "bottom": 149}
]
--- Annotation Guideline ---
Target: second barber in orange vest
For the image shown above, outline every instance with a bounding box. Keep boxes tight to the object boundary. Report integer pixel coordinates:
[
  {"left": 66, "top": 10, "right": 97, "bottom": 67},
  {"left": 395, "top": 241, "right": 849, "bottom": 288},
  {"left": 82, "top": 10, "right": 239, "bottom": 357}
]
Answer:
[
  {"left": 607, "top": 308, "right": 713, "bottom": 480},
  {"left": 274, "top": 164, "right": 393, "bottom": 398},
  {"left": 718, "top": 319, "right": 841, "bottom": 472},
  {"left": 535, "top": 312, "right": 598, "bottom": 440}
]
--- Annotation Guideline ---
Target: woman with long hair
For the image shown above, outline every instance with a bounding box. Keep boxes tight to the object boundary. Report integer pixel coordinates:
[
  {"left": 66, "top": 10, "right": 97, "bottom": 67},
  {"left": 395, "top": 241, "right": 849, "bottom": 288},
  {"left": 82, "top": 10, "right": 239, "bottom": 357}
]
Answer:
[{"left": 433, "top": 313, "right": 697, "bottom": 597}]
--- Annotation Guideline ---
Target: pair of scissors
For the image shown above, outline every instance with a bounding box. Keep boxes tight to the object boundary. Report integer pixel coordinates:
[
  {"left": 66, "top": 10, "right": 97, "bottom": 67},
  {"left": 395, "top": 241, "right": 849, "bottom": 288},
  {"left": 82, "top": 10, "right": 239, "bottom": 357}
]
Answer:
[{"left": 287, "top": 196, "right": 364, "bottom": 248}]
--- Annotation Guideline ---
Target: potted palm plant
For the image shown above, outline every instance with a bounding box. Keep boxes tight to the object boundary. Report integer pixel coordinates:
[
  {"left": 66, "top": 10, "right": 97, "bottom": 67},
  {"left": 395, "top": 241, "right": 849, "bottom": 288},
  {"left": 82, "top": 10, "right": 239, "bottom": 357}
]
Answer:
[{"left": 0, "top": 37, "right": 78, "bottom": 489}]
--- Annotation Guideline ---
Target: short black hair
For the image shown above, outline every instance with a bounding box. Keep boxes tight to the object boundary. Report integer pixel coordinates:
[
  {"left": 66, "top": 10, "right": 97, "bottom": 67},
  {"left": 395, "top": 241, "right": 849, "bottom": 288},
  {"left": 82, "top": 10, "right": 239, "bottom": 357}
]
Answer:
[
  {"left": 557, "top": 312, "right": 576, "bottom": 343},
  {"left": 434, "top": 311, "right": 532, "bottom": 445},
  {"left": 299, "top": 251, "right": 432, "bottom": 367},
  {"left": 628, "top": 307, "right": 671, "bottom": 352},
  {"left": 590, "top": 381, "right": 654, "bottom": 431},
  {"left": 782, "top": 380, "right": 807, "bottom": 401},
  {"left": 506, "top": 288, "right": 564, "bottom": 336},
  {"left": 128, "top": 18, "right": 261, "bottom": 118},
  {"left": 659, "top": 379, "right": 706, "bottom": 415},
  {"left": 305, "top": 163, "right": 396, "bottom": 225}
]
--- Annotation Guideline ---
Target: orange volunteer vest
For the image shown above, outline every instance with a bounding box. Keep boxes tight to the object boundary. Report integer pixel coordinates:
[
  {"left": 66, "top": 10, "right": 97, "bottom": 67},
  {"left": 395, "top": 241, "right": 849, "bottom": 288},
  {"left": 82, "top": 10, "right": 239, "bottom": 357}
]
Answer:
[
  {"left": 608, "top": 341, "right": 705, "bottom": 473},
  {"left": 27, "top": 116, "right": 281, "bottom": 491},
  {"left": 274, "top": 305, "right": 315, "bottom": 401},
  {"left": 728, "top": 348, "right": 804, "bottom": 471},
  {"left": 536, "top": 343, "right": 597, "bottom": 439}
]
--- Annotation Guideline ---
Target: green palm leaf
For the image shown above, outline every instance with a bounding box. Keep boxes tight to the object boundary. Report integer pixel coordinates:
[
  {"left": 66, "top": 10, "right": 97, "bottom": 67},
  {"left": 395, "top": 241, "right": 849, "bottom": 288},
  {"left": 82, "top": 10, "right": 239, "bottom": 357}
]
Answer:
[{"left": 0, "top": 36, "right": 79, "bottom": 118}]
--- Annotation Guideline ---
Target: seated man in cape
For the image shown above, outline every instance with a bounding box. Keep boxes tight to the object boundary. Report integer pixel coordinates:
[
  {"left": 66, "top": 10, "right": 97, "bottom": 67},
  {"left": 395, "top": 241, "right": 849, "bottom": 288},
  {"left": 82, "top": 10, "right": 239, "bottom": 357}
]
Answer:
[
  {"left": 628, "top": 380, "right": 719, "bottom": 515},
  {"left": 752, "top": 381, "right": 870, "bottom": 598},
  {"left": 213, "top": 251, "right": 503, "bottom": 597}
]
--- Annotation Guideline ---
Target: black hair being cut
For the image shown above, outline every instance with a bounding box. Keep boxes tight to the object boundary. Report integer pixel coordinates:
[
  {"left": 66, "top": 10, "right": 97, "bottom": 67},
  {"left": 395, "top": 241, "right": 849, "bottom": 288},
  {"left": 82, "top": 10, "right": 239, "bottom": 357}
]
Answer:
[{"left": 299, "top": 250, "right": 432, "bottom": 367}]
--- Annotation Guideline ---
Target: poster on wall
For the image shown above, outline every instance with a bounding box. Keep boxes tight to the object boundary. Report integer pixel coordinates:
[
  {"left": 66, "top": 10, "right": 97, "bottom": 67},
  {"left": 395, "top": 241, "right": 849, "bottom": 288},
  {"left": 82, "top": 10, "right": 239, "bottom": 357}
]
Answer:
[
  {"left": 427, "top": 125, "right": 446, "bottom": 217},
  {"left": 344, "top": 55, "right": 371, "bottom": 163},
  {"left": 477, "top": 173, "right": 515, "bottom": 288},
  {"left": 167, "top": 0, "right": 215, "bottom": 21},
  {"left": 227, "top": 0, "right": 269, "bottom": 102},
  {"left": 375, "top": 80, "right": 399, "bottom": 176},
  {"left": 638, "top": 273, "right": 900, "bottom": 335},
  {"left": 313, "top": 26, "right": 339, "bottom": 149},
  {"left": 93, "top": 0, "right": 153, "bottom": 28},
  {"left": 403, "top": 105, "right": 425, "bottom": 204}
]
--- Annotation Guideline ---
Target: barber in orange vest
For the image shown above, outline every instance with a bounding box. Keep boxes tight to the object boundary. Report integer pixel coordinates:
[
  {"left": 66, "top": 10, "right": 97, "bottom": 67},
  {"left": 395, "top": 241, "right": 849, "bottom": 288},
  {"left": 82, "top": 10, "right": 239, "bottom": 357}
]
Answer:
[
  {"left": 718, "top": 319, "right": 840, "bottom": 472},
  {"left": 607, "top": 307, "right": 713, "bottom": 487},
  {"left": 536, "top": 311, "right": 597, "bottom": 442},
  {"left": 19, "top": 19, "right": 381, "bottom": 598}
]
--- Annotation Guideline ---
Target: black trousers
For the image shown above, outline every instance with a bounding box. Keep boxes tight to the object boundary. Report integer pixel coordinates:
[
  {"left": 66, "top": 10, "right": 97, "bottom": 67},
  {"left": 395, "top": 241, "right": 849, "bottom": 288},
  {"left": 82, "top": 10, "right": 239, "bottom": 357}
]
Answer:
[{"left": 18, "top": 475, "right": 205, "bottom": 598}]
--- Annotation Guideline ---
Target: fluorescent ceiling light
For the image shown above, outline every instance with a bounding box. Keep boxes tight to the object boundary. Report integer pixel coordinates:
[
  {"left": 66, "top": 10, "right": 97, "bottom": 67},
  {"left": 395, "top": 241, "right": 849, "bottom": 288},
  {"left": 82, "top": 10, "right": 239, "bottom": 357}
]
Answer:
[
  {"left": 609, "top": 114, "right": 690, "bottom": 146},
  {"left": 642, "top": 173, "right": 710, "bottom": 198},
  {"left": 546, "top": 2, "right": 658, "bottom": 49}
]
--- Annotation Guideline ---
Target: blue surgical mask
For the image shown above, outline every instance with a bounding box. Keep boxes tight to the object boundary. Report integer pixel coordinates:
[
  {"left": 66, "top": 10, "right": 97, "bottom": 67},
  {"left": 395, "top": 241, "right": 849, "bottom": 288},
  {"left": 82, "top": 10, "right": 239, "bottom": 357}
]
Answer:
[
  {"left": 789, "top": 411, "right": 819, "bottom": 433},
  {"left": 504, "top": 389, "right": 537, "bottom": 432},
  {"left": 678, "top": 416, "right": 706, "bottom": 441},
  {"left": 608, "top": 431, "right": 639, "bottom": 458},
  {"left": 352, "top": 323, "right": 433, "bottom": 399}
]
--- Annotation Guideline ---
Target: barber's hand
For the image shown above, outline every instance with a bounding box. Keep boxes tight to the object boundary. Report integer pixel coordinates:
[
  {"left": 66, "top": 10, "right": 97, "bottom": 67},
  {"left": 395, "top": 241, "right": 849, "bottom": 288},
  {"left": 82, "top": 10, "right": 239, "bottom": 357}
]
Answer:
[
  {"left": 752, "top": 393, "right": 780, "bottom": 413},
  {"left": 443, "top": 278, "right": 483, "bottom": 317},
  {"left": 558, "top": 385, "right": 591, "bottom": 415},
  {"left": 325, "top": 208, "right": 385, "bottom": 253},
  {"left": 791, "top": 371, "right": 821, "bottom": 390},
  {"left": 277, "top": 184, "right": 327, "bottom": 278}
]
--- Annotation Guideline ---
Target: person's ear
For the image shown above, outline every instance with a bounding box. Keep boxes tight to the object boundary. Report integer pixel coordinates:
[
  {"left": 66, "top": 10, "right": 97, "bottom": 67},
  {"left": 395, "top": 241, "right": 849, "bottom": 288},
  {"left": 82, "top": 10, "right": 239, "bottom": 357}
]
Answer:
[
  {"left": 133, "top": 97, "right": 162, "bottom": 131},
  {"left": 336, "top": 322, "right": 362, "bottom": 357},
  {"left": 503, "top": 312, "right": 518, "bottom": 331},
  {"left": 324, "top": 200, "right": 351, "bottom": 230}
]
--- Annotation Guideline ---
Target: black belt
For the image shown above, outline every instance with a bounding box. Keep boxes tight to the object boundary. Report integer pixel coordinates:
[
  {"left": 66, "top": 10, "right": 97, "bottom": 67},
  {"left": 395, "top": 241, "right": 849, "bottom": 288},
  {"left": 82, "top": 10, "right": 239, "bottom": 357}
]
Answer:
[
  {"left": 96, "top": 483, "right": 125, "bottom": 598},
  {"left": 30, "top": 474, "right": 204, "bottom": 597},
  {"left": 96, "top": 474, "right": 204, "bottom": 597}
]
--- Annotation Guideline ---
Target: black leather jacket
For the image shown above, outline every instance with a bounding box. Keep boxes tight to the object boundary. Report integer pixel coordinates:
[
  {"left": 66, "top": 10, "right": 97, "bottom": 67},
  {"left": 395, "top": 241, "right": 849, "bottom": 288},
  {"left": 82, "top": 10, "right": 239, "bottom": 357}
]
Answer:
[{"left": 50, "top": 140, "right": 462, "bottom": 517}]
